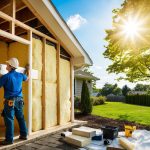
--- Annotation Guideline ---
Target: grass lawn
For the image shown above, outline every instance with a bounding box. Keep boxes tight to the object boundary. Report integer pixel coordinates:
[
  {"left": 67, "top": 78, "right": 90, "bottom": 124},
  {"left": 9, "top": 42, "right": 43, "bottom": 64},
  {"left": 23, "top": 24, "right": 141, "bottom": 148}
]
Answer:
[{"left": 92, "top": 102, "right": 150, "bottom": 125}]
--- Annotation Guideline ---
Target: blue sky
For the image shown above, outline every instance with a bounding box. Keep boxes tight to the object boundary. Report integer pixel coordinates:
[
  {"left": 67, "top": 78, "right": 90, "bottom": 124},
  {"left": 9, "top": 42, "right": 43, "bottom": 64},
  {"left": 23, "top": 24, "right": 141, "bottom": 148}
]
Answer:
[{"left": 52, "top": 0, "right": 146, "bottom": 89}]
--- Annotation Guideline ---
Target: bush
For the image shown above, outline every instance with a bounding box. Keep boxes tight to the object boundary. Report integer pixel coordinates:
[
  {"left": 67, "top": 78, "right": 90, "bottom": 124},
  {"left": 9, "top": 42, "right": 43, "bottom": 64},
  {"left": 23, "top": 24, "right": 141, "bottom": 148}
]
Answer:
[
  {"left": 80, "top": 80, "right": 92, "bottom": 115},
  {"left": 126, "top": 94, "right": 150, "bottom": 106},
  {"left": 74, "top": 96, "right": 81, "bottom": 109},
  {"left": 91, "top": 96, "right": 106, "bottom": 106}
]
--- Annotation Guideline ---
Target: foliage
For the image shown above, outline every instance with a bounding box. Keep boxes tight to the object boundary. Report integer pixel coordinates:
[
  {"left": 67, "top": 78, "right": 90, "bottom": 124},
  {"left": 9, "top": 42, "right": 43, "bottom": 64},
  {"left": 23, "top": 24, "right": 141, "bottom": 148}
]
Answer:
[
  {"left": 126, "top": 94, "right": 150, "bottom": 106},
  {"left": 134, "top": 84, "right": 150, "bottom": 92},
  {"left": 122, "top": 85, "right": 131, "bottom": 96},
  {"left": 104, "top": 0, "right": 150, "bottom": 82},
  {"left": 92, "top": 102, "right": 150, "bottom": 125},
  {"left": 101, "top": 83, "right": 122, "bottom": 96},
  {"left": 74, "top": 96, "right": 81, "bottom": 110},
  {"left": 81, "top": 80, "right": 92, "bottom": 115},
  {"left": 91, "top": 96, "right": 106, "bottom": 105}
]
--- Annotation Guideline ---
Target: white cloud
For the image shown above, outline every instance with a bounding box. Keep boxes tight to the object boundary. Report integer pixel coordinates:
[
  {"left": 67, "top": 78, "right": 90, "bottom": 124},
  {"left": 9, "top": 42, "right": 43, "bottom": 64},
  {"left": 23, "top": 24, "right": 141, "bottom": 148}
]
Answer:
[{"left": 67, "top": 14, "right": 87, "bottom": 31}]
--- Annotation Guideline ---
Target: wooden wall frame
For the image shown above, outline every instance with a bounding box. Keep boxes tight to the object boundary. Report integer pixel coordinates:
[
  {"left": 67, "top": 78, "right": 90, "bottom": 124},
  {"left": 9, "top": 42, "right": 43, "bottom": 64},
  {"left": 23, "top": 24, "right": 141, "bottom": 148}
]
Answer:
[{"left": 0, "top": 0, "right": 74, "bottom": 135}]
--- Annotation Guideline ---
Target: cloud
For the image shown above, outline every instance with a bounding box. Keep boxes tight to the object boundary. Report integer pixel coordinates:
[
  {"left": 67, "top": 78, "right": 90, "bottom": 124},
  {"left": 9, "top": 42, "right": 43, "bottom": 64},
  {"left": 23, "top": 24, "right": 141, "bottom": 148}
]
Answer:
[{"left": 67, "top": 14, "right": 87, "bottom": 31}]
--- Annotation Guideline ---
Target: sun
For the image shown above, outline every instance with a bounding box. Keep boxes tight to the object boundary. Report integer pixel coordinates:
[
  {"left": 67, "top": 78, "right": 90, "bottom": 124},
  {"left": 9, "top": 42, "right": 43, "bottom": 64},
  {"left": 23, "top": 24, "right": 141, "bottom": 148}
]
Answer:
[{"left": 121, "top": 17, "right": 142, "bottom": 40}]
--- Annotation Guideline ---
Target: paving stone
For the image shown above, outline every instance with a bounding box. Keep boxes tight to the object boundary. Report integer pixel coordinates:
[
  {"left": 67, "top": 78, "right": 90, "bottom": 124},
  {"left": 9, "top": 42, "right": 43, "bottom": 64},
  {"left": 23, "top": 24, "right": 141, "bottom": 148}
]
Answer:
[{"left": 16, "top": 145, "right": 36, "bottom": 150}]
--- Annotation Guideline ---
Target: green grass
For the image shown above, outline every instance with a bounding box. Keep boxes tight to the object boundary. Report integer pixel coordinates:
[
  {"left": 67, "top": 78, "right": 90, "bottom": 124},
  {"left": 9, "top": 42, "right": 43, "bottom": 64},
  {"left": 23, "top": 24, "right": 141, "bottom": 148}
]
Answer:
[{"left": 92, "top": 102, "right": 150, "bottom": 125}]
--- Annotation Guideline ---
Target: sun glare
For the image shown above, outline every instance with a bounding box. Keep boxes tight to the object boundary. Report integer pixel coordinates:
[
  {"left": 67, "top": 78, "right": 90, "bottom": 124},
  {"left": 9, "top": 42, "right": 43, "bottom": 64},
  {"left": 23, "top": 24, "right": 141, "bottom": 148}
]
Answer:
[{"left": 122, "top": 17, "right": 142, "bottom": 40}]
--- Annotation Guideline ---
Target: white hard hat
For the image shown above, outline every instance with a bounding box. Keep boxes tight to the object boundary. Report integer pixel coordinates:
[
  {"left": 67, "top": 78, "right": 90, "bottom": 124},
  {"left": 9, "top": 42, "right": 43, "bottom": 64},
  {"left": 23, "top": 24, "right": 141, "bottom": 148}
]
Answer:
[{"left": 6, "top": 58, "right": 19, "bottom": 69}]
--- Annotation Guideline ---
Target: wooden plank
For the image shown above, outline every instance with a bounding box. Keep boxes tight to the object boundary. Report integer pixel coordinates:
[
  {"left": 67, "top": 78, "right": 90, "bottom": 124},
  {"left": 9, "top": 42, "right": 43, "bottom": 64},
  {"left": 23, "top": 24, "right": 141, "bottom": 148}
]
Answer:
[
  {"left": 10, "top": 0, "right": 16, "bottom": 34},
  {"left": 56, "top": 43, "right": 60, "bottom": 125},
  {"left": 0, "top": 11, "right": 58, "bottom": 44},
  {"left": 70, "top": 58, "right": 74, "bottom": 122},
  {"left": 0, "top": 29, "right": 30, "bottom": 45},
  {"left": 27, "top": 30, "right": 33, "bottom": 135},
  {"left": 42, "top": 38, "right": 46, "bottom": 129}
]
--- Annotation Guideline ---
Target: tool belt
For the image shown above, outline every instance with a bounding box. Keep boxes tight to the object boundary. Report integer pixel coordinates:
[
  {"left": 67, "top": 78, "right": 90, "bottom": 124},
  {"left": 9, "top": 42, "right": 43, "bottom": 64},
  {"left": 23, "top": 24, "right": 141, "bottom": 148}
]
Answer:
[{"left": 4, "top": 100, "right": 14, "bottom": 107}]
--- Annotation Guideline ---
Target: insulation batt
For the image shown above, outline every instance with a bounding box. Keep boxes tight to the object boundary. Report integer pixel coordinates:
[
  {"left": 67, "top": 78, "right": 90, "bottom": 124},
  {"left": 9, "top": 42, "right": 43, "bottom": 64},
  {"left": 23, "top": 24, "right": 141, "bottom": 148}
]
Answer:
[
  {"left": 119, "top": 137, "right": 135, "bottom": 150},
  {"left": 45, "top": 44, "right": 56, "bottom": 83},
  {"left": 32, "top": 98, "right": 42, "bottom": 132},
  {"left": 45, "top": 83, "right": 57, "bottom": 128},
  {"left": 45, "top": 44, "right": 57, "bottom": 128},
  {"left": 59, "top": 59, "right": 71, "bottom": 125}
]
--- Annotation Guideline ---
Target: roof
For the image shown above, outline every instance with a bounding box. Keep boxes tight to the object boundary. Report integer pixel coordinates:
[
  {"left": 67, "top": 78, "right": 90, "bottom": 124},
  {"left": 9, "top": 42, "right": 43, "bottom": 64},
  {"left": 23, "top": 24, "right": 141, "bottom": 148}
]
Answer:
[
  {"left": 24, "top": 0, "right": 93, "bottom": 67},
  {"left": 75, "top": 70, "right": 100, "bottom": 80}
]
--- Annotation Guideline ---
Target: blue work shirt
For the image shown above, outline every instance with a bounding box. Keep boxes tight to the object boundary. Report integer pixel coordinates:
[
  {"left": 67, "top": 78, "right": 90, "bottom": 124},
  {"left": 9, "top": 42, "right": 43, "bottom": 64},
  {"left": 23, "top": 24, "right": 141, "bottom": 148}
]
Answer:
[{"left": 0, "top": 70, "right": 27, "bottom": 99}]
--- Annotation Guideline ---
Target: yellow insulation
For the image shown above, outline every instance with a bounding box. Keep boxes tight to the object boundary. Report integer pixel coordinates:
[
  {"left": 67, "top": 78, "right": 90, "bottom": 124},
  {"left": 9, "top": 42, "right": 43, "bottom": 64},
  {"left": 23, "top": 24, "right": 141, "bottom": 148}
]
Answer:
[
  {"left": 45, "top": 83, "right": 57, "bottom": 128},
  {"left": 59, "top": 59, "right": 71, "bottom": 125},
  {"left": 45, "top": 44, "right": 57, "bottom": 128}
]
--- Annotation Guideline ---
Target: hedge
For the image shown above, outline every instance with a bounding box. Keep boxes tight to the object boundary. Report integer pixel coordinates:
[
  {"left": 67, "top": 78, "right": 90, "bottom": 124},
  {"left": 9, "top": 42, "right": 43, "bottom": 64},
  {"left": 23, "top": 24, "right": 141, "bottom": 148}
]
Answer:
[{"left": 126, "top": 95, "right": 150, "bottom": 106}]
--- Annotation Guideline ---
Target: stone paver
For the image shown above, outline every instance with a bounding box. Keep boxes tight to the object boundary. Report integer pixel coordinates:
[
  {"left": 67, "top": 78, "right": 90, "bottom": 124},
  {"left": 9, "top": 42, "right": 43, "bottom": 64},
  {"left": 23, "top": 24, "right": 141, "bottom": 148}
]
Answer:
[{"left": 12, "top": 131, "right": 78, "bottom": 150}]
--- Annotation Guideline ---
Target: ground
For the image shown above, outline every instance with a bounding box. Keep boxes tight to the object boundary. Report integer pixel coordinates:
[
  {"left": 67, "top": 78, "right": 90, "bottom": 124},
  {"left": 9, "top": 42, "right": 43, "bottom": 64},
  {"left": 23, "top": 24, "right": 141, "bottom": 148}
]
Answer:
[{"left": 11, "top": 132, "right": 78, "bottom": 150}]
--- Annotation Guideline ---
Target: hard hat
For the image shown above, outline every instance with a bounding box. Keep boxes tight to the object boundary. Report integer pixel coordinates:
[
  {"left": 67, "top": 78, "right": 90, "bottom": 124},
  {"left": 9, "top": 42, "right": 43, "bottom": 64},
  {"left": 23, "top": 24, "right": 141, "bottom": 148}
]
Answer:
[{"left": 6, "top": 58, "right": 19, "bottom": 69}]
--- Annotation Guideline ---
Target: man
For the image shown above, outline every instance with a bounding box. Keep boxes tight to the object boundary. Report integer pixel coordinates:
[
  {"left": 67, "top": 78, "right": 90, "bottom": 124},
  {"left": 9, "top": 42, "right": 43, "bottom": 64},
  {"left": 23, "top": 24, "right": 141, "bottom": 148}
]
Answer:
[{"left": 0, "top": 58, "right": 29, "bottom": 145}]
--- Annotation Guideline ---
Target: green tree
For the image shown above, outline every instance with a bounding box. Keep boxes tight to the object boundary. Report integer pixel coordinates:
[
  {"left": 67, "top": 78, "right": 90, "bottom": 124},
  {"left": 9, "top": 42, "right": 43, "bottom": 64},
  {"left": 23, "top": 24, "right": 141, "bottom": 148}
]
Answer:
[
  {"left": 104, "top": 0, "right": 150, "bottom": 82},
  {"left": 101, "top": 83, "right": 122, "bottom": 96},
  {"left": 81, "top": 80, "right": 92, "bottom": 115},
  {"left": 134, "top": 84, "right": 150, "bottom": 91},
  {"left": 122, "top": 85, "right": 131, "bottom": 96}
]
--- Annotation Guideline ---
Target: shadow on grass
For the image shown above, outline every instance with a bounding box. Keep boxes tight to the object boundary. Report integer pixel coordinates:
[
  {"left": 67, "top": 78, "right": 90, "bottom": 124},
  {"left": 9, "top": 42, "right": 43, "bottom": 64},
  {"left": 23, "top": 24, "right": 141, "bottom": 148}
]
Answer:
[{"left": 118, "top": 114, "right": 129, "bottom": 121}]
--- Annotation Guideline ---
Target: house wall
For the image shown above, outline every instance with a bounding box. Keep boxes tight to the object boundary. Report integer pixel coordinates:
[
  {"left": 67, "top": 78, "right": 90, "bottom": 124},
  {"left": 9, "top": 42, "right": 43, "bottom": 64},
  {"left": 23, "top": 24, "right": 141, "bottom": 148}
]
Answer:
[
  {"left": 0, "top": 36, "right": 72, "bottom": 132},
  {"left": 75, "top": 78, "right": 92, "bottom": 97}
]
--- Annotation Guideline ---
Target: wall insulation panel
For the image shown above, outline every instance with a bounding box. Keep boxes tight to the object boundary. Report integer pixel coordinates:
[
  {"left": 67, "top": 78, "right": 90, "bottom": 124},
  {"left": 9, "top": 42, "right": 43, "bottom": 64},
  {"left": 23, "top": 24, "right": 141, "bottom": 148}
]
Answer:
[
  {"left": 59, "top": 58, "right": 71, "bottom": 125},
  {"left": 45, "top": 44, "right": 57, "bottom": 128},
  {"left": 32, "top": 38, "right": 43, "bottom": 131},
  {"left": 0, "top": 41, "right": 8, "bottom": 126}
]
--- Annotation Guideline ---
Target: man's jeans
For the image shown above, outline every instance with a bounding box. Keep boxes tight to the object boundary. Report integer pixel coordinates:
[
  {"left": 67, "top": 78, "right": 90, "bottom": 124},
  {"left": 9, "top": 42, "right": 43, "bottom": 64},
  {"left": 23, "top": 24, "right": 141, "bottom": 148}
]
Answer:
[{"left": 2, "top": 97, "right": 28, "bottom": 142}]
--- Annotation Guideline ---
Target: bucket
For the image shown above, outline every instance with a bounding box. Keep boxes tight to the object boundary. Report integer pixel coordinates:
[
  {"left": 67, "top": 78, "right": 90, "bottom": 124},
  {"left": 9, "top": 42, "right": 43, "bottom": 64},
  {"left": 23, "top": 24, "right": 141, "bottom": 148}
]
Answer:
[{"left": 124, "top": 125, "right": 136, "bottom": 137}]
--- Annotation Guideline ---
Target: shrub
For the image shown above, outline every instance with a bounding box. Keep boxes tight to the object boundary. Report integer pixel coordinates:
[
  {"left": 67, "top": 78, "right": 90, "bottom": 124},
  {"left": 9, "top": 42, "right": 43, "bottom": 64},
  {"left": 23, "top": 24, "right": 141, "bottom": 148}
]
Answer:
[
  {"left": 91, "top": 96, "right": 106, "bottom": 106},
  {"left": 80, "top": 80, "right": 92, "bottom": 115},
  {"left": 74, "top": 96, "right": 81, "bottom": 109}
]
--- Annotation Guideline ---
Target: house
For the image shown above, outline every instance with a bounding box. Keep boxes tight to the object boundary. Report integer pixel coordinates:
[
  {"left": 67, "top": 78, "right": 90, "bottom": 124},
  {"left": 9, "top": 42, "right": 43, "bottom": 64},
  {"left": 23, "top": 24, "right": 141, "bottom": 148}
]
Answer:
[
  {"left": 74, "top": 70, "right": 99, "bottom": 97},
  {"left": 0, "top": 0, "right": 92, "bottom": 138}
]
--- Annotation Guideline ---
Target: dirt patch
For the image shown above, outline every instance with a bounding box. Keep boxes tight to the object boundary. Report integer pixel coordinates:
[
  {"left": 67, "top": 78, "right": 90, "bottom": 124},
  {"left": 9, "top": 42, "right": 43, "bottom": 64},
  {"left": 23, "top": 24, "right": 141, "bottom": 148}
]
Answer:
[{"left": 75, "top": 113, "right": 150, "bottom": 131}]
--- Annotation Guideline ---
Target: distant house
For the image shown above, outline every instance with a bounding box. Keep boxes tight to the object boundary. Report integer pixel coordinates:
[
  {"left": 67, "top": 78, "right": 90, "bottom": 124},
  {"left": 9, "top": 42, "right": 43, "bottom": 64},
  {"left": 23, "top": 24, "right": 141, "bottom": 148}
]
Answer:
[{"left": 74, "top": 70, "right": 100, "bottom": 97}]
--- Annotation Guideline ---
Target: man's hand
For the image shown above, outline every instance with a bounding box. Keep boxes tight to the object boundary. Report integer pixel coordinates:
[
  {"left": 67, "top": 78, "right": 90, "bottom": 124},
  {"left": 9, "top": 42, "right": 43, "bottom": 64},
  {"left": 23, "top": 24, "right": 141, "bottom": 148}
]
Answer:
[{"left": 24, "top": 64, "right": 29, "bottom": 76}]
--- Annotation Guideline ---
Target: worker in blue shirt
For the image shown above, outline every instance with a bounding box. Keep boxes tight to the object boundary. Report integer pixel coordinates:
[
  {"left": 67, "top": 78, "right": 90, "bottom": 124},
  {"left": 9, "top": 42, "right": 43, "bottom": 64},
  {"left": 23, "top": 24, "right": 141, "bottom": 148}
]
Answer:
[{"left": 0, "top": 58, "right": 29, "bottom": 145}]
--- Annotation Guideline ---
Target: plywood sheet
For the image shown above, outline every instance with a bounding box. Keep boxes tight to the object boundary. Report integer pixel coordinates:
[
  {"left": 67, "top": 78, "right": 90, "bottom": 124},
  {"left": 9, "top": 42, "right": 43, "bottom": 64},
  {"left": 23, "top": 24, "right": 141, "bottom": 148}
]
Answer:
[
  {"left": 0, "top": 41, "right": 8, "bottom": 126},
  {"left": 32, "top": 98, "right": 42, "bottom": 132},
  {"left": 45, "top": 44, "right": 56, "bottom": 83},
  {"left": 59, "top": 59, "right": 71, "bottom": 125},
  {"left": 45, "top": 83, "right": 57, "bottom": 128}
]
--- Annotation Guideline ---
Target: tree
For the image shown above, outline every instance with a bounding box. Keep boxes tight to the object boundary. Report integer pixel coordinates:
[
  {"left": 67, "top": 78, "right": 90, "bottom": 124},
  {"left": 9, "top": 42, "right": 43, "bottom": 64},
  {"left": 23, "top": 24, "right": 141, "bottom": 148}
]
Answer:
[
  {"left": 134, "top": 84, "right": 150, "bottom": 91},
  {"left": 104, "top": 0, "right": 150, "bottom": 82},
  {"left": 80, "top": 80, "right": 92, "bottom": 115},
  {"left": 101, "top": 83, "right": 122, "bottom": 96},
  {"left": 122, "top": 85, "right": 131, "bottom": 96}
]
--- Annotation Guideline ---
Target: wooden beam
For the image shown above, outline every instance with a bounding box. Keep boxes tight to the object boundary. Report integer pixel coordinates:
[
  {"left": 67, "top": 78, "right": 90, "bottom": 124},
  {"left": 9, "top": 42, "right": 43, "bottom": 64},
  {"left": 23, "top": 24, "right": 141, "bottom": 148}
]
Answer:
[
  {"left": 0, "top": 29, "right": 30, "bottom": 45},
  {"left": 27, "top": 30, "right": 33, "bottom": 135},
  {"left": 42, "top": 38, "right": 46, "bottom": 129},
  {"left": 0, "top": 11, "right": 57, "bottom": 44},
  {"left": 10, "top": 0, "right": 16, "bottom": 34},
  {"left": 70, "top": 58, "right": 74, "bottom": 122},
  {"left": 56, "top": 42, "right": 60, "bottom": 125}
]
